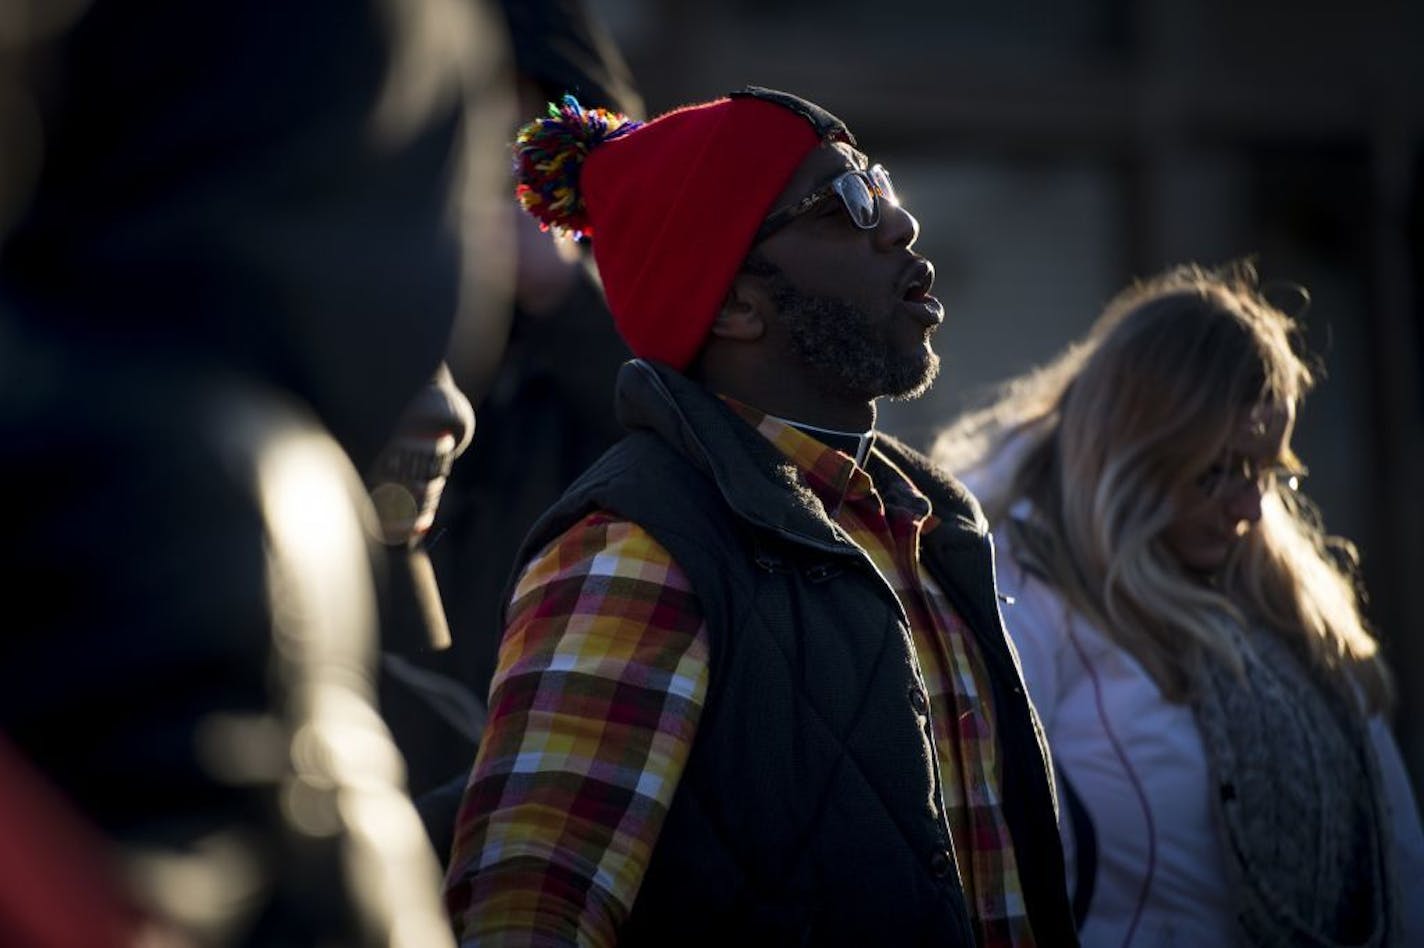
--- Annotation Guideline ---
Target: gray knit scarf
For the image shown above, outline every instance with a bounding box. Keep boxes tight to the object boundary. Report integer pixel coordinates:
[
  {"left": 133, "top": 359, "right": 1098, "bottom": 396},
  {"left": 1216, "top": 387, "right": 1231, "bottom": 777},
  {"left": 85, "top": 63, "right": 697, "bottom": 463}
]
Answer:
[{"left": 1192, "top": 624, "right": 1396, "bottom": 947}]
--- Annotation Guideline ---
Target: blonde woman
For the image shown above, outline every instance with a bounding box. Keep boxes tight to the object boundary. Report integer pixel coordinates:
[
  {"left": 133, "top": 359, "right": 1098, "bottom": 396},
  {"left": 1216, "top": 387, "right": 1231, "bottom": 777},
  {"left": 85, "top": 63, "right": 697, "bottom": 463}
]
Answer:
[{"left": 934, "top": 262, "right": 1423, "bottom": 947}]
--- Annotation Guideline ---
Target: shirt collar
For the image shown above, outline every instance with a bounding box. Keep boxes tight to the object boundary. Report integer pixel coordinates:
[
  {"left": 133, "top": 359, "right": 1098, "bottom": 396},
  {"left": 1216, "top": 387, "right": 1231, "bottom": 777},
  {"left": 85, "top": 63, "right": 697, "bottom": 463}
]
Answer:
[
  {"left": 717, "top": 396, "right": 942, "bottom": 531},
  {"left": 720, "top": 397, "right": 871, "bottom": 508},
  {"left": 777, "top": 417, "right": 876, "bottom": 467}
]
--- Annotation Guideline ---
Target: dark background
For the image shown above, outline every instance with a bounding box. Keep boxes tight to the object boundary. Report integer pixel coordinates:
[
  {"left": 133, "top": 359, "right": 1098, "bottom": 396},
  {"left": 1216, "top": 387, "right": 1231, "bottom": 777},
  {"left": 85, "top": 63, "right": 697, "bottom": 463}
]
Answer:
[{"left": 592, "top": 0, "right": 1424, "bottom": 786}]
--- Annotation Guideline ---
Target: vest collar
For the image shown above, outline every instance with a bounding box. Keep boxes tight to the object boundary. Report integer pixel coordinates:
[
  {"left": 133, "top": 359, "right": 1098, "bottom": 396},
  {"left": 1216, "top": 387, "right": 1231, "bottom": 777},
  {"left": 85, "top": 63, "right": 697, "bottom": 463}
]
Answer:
[
  {"left": 615, "top": 359, "right": 988, "bottom": 551},
  {"left": 616, "top": 359, "right": 846, "bottom": 551}
]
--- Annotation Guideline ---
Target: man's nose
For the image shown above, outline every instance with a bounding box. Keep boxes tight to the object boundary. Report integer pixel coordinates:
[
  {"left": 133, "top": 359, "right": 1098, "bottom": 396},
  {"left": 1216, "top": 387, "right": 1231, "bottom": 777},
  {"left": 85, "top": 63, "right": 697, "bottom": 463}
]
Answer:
[{"left": 874, "top": 201, "right": 918, "bottom": 250}]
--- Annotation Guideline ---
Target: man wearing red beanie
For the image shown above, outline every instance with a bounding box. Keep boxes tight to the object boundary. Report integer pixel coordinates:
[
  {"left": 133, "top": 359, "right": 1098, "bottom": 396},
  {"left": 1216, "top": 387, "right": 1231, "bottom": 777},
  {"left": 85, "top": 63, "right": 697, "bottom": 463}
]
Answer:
[{"left": 445, "top": 87, "right": 1078, "bottom": 947}]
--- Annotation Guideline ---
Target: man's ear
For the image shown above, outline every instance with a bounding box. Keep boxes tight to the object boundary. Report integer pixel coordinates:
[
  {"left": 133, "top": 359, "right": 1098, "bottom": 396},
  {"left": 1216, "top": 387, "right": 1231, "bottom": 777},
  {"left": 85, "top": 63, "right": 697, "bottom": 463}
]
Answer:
[{"left": 709, "top": 272, "right": 770, "bottom": 342}]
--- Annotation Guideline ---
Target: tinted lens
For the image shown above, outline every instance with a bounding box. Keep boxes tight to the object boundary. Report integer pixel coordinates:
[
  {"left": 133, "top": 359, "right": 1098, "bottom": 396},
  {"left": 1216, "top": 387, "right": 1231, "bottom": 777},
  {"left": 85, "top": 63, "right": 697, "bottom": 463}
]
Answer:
[
  {"left": 1196, "top": 457, "right": 1245, "bottom": 497},
  {"left": 834, "top": 173, "right": 879, "bottom": 228},
  {"left": 869, "top": 165, "right": 897, "bottom": 205},
  {"left": 1261, "top": 463, "right": 1306, "bottom": 493},
  {"left": 1197, "top": 455, "right": 1306, "bottom": 497}
]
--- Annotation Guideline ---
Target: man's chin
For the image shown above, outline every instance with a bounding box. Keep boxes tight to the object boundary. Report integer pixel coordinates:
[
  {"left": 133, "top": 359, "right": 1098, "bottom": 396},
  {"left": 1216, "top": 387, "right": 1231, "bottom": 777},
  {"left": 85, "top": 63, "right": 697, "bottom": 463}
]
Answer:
[{"left": 882, "top": 352, "right": 941, "bottom": 401}]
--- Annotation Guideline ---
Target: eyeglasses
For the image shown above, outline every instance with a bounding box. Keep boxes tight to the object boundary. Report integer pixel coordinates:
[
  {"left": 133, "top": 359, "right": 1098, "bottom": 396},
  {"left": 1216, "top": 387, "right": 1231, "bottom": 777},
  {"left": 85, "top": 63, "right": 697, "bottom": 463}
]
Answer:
[
  {"left": 1195, "top": 454, "right": 1308, "bottom": 498},
  {"left": 755, "top": 164, "right": 897, "bottom": 241}
]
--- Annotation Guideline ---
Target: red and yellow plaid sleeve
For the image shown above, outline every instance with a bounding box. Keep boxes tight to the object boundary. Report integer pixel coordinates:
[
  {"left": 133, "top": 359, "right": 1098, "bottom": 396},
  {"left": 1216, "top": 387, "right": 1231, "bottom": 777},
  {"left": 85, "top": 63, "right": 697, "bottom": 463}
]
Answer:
[{"left": 443, "top": 511, "right": 711, "bottom": 947}]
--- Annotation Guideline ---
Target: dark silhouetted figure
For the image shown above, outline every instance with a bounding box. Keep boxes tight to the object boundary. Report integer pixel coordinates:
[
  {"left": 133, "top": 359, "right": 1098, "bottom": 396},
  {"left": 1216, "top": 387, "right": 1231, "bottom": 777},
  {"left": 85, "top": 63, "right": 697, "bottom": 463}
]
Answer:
[{"left": 0, "top": 0, "right": 513, "bottom": 943}]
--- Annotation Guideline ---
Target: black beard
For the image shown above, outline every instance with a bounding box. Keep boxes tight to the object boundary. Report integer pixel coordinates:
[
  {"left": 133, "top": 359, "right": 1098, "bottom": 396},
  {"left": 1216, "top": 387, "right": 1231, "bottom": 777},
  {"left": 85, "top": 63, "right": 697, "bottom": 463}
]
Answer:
[{"left": 769, "top": 273, "right": 939, "bottom": 401}]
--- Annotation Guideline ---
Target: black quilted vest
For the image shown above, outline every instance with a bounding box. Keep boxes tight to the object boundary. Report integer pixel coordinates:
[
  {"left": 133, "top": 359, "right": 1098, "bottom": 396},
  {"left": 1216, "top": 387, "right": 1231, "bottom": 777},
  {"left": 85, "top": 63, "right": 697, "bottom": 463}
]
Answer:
[{"left": 508, "top": 360, "right": 1077, "bottom": 948}]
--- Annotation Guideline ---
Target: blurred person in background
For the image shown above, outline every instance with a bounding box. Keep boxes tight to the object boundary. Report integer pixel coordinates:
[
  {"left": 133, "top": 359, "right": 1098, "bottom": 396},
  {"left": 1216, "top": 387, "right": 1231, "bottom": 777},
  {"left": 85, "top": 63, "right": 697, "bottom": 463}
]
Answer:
[
  {"left": 444, "top": 86, "right": 1078, "bottom": 946},
  {"left": 365, "top": 362, "right": 481, "bottom": 856},
  {"left": 0, "top": 0, "right": 512, "bottom": 942},
  {"left": 353, "top": 0, "right": 644, "bottom": 871},
  {"left": 934, "top": 262, "right": 1424, "bottom": 947},
  {"left": 430, "top": 0, "right": 642, "bottom": 717}
]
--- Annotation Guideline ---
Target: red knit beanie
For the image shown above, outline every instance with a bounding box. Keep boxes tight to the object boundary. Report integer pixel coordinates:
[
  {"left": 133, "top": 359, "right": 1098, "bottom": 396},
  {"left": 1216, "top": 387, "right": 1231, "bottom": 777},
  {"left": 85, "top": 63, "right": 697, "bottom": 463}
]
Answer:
[{"left": 514, "top": 87, "right": 849, "bottom": 369}]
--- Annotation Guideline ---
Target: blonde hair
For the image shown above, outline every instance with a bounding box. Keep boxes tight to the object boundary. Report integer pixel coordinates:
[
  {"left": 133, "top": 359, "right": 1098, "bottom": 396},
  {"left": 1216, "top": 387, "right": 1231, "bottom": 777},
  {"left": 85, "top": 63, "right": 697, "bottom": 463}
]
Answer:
[{"left": 935, "top": 261, "right": 1392, "bottom": 710}]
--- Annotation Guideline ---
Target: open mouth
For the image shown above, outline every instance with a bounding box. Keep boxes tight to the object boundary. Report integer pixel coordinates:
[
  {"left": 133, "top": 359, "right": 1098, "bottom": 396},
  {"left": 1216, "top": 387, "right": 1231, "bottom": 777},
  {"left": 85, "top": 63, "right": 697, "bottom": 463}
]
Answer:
[{"left": 899, "top": 259, "right": 944, "bottom": 326}]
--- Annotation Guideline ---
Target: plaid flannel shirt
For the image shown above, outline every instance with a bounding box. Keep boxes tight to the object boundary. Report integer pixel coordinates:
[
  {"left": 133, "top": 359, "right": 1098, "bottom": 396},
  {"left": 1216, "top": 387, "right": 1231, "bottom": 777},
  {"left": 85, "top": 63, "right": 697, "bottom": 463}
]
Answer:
[{"left": 444, "top": 405, "right": 1035, "bottom": 947}]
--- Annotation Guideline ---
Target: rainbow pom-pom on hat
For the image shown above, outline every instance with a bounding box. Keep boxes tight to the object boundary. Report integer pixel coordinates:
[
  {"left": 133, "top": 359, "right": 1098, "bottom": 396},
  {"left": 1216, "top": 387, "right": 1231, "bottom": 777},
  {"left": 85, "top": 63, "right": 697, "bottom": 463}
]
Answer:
[
  {"left": 512, "top": 86, "right": 852, "bottom": 370},
  {"left": 514, "top": 96, "right": 643, "bottom": 241}
]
